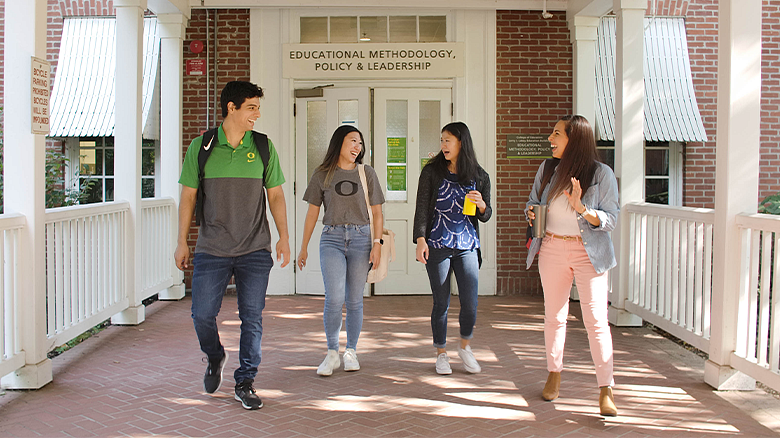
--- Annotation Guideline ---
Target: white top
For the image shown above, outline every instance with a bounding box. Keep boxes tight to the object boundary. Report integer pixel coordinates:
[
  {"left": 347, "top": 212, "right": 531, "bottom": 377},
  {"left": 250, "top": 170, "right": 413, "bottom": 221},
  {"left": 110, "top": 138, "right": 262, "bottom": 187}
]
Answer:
[{"left": 545, "top": 194, "right": 581, "bottom": 236}]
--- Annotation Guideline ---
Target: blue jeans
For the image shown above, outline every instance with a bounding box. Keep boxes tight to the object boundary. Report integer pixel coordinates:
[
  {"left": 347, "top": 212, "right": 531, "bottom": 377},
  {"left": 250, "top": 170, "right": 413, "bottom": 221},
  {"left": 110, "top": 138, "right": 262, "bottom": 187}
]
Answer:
[
  {"left": 320, "top": 224, "right": 372, "bottom": 351},
  {"left": 191, "top": 250, "right": 273, "bottom": 383},
  {"left": 426, "top": 247, "right": 480, "bottom": 348}
]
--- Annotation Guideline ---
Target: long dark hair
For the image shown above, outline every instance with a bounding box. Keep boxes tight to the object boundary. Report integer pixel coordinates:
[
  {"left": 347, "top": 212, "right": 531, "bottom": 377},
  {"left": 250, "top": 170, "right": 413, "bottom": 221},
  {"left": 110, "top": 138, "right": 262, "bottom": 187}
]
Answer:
[
  {"left": 545, "top": 115, "right": 600, "bottom": 200},
  {"left": 318, "top": 125, "right": 366, "bottom": 184},
  {"left": 423, "top": 122, "right": 479, "bottom": 184}
]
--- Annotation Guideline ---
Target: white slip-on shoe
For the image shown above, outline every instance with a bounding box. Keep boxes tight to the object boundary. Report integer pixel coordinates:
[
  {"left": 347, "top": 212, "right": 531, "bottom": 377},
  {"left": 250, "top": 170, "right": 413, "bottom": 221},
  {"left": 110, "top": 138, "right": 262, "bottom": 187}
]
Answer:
[
  {"left": 343, "top": 348, "right": 360, "bottom": 371},
  {"left": 317, "top": 350, "right": 340, "bottom": 376},
  {"left": 458, "top": 345, "right": 482, "bottom": 374},
  {"left": 436, "top": 352, "right": 452, "bottom": 375}
]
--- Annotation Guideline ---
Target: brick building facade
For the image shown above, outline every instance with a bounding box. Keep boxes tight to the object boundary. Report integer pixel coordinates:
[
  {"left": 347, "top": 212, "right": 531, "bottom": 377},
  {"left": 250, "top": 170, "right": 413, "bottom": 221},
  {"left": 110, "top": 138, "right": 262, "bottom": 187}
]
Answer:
[
  {"left": 1, "top": 1, "right": 779, "bottom": 294},
  {"left": 180, "top": 9, "right": 252, "bottom": 286},
  {"left": 494, "top": 11, "right": 572, "bottom": 295}
]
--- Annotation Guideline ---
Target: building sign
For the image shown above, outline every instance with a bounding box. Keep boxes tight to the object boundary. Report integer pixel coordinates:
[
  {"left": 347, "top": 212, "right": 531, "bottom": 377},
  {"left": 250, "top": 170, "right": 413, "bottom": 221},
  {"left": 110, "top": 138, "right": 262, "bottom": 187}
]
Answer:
[
  {"left": 506, "top": 134, "right": 552, "bottom": 158},
  {"left": 283, "top": 43, "right": 465, "bottom": 79},
  {"left": 187, "top": 59, "right": 205, "bottom": 76},
  {"left": 31, "top": 57, "right": 51, "bottom": 135}
]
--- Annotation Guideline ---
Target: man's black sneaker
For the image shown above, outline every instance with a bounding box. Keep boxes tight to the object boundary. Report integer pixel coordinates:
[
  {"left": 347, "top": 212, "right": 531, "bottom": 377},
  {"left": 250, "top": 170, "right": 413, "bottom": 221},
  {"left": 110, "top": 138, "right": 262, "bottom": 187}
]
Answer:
[
  {"left": 203, "top": 351, "right": 228, "bottom": 394},
  {"left": 234, "top": 379, "right": 263, "bottom": 410}
]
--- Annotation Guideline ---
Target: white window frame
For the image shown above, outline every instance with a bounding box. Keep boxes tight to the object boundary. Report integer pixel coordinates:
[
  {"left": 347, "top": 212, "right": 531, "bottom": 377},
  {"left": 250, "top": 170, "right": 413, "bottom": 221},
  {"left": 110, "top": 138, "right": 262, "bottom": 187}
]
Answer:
[
  {"left": 293, "top": 9, "right": 453, "bottom": 44},
  {"left": 141, "top": 139, "right": 159, "bottom": 198},
  {"left": 597, "top": 141, "right": 682, "bottom": 207},
  {"left": 66, "top": 136, "right": 160, "bottom": 203}
]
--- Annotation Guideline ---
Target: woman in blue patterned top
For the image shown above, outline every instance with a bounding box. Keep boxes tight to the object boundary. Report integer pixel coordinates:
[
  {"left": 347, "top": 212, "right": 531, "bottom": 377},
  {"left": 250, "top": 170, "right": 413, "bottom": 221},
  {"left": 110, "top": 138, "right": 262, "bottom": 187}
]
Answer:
[{"left": 413, "top": 122, "right": 492, "bottom": 375}]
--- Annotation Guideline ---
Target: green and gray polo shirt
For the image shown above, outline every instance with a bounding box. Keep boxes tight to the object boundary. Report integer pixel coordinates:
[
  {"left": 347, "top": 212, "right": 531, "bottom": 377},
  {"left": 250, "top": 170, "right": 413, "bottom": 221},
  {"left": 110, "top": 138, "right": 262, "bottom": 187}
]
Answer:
[{"left": 179, "top": 125, "right": 285, "bottom": 257}]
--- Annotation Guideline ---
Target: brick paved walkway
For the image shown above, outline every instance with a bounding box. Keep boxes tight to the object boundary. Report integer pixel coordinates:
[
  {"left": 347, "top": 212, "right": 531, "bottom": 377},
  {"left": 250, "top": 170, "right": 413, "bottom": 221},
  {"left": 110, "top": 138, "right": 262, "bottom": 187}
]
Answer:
[{"left": 1, "top": 294, "right": 780, "bottom": 437}]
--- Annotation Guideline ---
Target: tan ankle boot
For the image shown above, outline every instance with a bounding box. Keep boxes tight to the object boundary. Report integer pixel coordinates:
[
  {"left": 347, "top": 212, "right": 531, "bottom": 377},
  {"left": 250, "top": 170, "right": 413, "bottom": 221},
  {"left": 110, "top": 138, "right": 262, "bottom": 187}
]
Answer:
[
  {"left": 599, "top": 386, "right": 617, "bottom": 416},
  {"left": 542, "top": 372, "right": 561, "bottom": 401}
]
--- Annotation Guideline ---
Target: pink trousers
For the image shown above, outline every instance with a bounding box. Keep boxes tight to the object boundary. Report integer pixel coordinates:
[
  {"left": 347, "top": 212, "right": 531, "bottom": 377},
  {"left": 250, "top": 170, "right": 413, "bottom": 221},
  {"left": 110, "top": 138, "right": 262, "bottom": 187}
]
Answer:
[{"left": 538, "top": 236, "right": 614, "bottom": 388}]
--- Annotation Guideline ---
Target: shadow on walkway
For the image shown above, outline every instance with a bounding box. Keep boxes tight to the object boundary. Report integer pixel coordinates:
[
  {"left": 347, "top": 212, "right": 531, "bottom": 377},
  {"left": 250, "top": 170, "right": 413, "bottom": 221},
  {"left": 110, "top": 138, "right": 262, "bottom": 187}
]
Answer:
[{"left": 1, "top": 294, "right": 780, "bottom": 437}]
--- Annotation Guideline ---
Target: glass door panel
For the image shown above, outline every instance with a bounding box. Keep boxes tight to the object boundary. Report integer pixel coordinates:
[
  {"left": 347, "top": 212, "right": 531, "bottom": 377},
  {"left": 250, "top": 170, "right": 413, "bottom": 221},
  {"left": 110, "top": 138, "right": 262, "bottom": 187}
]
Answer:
[
  {"left": 306, "top": 100, "right": 327, "bottom": 182},
  {"left": 419, "top": 100, "right": 441, "bottom": 167},
  {"left": 295, "top": 88, "right": 370, "bottom": 295},
  {"left": 373, "top": 88, "right": 451, "bottom": 295},
  {"left": 385, "top": 100, "right": 409, "bottom": 201}
]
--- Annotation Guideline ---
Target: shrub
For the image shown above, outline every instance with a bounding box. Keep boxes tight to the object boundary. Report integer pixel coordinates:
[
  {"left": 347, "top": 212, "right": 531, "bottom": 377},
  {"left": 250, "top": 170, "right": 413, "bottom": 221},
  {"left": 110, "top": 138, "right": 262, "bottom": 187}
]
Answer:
[{"left": 759, "top": 193, "right": 780, "bottom": 215}]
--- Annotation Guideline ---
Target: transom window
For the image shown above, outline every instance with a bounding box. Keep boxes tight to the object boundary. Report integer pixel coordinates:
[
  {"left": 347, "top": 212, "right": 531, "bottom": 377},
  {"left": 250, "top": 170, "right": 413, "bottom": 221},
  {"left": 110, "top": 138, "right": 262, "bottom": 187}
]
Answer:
[{"left": 300, "top": 15, "right": 446, "bottom": 43}]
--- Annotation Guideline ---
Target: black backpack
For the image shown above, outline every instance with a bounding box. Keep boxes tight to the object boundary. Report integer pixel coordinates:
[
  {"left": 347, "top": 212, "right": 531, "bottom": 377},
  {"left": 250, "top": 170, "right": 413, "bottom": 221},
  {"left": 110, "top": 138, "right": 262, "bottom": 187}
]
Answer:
[{"left": 195, "top": 128, "right": 270, "bottom": 226}]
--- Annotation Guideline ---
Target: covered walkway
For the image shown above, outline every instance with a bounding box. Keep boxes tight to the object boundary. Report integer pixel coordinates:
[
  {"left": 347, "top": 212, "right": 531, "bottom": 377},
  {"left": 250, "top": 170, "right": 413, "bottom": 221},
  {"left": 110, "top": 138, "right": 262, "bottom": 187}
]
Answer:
[{"left": 1, "top": 294, "right": 779, "bottom": 437}]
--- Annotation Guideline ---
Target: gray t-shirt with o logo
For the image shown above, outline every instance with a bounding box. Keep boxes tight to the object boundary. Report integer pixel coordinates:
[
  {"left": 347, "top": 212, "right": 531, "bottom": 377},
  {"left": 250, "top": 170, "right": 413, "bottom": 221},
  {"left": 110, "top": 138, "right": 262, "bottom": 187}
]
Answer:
[{"left": 303, "top": 164, "right": 385, "bottom": 226}]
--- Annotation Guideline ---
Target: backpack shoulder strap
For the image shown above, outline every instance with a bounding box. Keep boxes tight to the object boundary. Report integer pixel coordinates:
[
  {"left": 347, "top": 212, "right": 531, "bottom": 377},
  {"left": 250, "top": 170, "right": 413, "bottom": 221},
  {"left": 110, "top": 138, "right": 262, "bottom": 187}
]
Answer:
[
  {"left": 195, "top": 127, "right": 219, "bottom": 226},
  {"left": 197, "top": 128, "right": 219, "bottom": 180},
  {"left": 252, "top": 131, "right": 270, "bottom": 187}
]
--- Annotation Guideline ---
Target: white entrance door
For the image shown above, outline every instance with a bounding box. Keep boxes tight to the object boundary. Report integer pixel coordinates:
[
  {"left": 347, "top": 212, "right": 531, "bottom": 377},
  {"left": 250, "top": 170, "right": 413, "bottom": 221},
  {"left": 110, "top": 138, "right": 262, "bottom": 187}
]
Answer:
[
  {"left": 295, "top": 87, "right": 370, "bottom": 295},
  {"left": 373, "top": 88, "right": 452, "bottom": 295}
]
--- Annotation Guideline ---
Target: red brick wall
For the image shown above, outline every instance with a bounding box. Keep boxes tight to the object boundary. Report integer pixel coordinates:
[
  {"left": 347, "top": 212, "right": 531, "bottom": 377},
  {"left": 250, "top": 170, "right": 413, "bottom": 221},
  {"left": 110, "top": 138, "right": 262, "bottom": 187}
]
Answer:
[
  {"left": 495, "top": 11, "right": 572, "bottom": 296},
  {"left": 180, "top": 9, "right": 252, "bottom": 287},
  {"left": 761, "top": 0, "right": 780, "bottom": 198},
  {"left": 650, "top": 0, "right": 780, "bottom": 207},
  {"left": 679, "top": 0, "right": 719, "bottom": 207}
]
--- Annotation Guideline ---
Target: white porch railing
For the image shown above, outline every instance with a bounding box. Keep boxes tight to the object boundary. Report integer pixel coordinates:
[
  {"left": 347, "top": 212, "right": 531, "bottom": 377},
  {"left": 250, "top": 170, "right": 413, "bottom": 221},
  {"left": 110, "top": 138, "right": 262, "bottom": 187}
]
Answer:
[
  {"left": 731, "top": 213, "right": 780, "bottom": 390},
  {"left": 624, "top": 202, "right": 715, "bottom": 353},
  {"left": 45, "top": 202, "right": 130, "bottom": 347},
  {"left": 140, "top": 197, "right": 176, "bottom": 300},
  {"left": 0, "top": 214, "right": 25, "bottom": 378}
]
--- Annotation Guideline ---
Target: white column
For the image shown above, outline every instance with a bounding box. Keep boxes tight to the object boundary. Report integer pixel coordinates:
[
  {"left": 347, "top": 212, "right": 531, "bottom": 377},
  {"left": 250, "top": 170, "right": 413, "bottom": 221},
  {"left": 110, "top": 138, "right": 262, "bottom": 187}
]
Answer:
[
  {"left": 609, "top": 0, "right": 644, "bottom": 327},
  {"left": 251, "top": 9, "right": 296, "bottom": 295},
  {"left": 569, "top": 15, "right": 599, "bottom": 302},
  {"left": 704, "top": 0, "right": 761, "bottom": 391},
  {"left": 570, "top": 15, "right": 599, "bottom": 127},
  {"left": 157, "top": 12, "right": 188, "bottom": 301},
  {"left": 0, "top": 0, "right": 52, "bottom": 389},
  {"left": 111, "top": 0, "right": 147, "bottom": 324}
]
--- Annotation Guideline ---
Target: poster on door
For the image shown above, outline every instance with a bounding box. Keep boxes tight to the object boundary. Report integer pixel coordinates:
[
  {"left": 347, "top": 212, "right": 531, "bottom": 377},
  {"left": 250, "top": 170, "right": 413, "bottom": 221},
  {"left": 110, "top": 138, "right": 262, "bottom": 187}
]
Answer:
[
  {"left": 387, "top": 165, "right": 406, "bottom": 191},
  {"left": 387, "top": 137, "right": 406, "bottom": 164}
]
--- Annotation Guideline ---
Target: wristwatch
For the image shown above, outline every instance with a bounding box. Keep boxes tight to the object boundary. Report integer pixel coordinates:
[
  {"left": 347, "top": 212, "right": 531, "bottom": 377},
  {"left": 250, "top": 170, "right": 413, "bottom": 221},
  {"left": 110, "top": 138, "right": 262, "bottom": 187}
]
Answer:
[{"left": 374, "top": 238, "right": 384, "bottom": 245}]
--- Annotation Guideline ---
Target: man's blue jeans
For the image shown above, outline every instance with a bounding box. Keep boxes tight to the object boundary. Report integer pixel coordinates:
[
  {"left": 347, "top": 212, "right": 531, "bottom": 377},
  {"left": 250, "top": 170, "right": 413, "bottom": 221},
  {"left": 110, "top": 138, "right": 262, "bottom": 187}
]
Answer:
[
  {"left": 319, "top": 224, "right": 372, "bottom": 351},
  {"left": 425, "top": 247, "right": 479, "bottom": 348},
  {"left": 191, "top": 249, "right": 273, "bottom": 383}
]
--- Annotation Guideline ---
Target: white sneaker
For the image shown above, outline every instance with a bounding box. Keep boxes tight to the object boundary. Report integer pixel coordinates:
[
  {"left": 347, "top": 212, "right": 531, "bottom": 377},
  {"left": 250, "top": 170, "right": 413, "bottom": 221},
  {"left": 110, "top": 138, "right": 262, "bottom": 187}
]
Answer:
[
  {"left": 317, "top": 350, "right": 340, "bottom": 376},
  {"left": 343, "top": 348, "right": 360, "bottom": 371},
  {"left": 458, "top": 345, "right": 482, "bottom": 374},
  {"left": 435, "top": 352, "right": 452, "bottom": 375}
]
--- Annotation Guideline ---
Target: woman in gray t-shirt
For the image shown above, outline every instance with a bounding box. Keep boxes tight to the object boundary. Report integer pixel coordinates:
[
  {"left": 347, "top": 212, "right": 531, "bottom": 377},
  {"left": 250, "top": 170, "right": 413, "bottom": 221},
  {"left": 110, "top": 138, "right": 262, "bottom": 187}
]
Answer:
[{"left": 297, "top": 125, "right": 385, "bottom": 377}]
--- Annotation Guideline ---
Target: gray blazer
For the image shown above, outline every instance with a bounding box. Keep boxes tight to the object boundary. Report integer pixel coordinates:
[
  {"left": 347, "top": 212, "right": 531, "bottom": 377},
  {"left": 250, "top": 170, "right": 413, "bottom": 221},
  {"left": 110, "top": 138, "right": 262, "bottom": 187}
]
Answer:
[{"left": 525, "top": 161, "right": 620, "bottom": 274}]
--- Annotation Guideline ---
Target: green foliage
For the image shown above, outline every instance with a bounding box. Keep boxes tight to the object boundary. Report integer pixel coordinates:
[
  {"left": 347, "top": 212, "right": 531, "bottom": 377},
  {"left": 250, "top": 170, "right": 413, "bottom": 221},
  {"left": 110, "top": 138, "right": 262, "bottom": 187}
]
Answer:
[
  {"left": 0, "top": 107, "right": 95, "bottom": 210},
  {"left": 45, "top": 149, "right": 97, "bottom": 208},
  {"left": 47, "top": 320, "right": 110, "bottom": 359},
  {"left": 758, "top": 193, "right": 780, "bottom": 215}
]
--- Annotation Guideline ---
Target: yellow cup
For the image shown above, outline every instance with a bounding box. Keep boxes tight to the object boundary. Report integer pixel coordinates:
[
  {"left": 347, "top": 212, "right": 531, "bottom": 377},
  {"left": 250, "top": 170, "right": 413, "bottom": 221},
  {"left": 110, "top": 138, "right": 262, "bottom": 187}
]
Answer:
[{"left": 463, "top": 196, "right": 477, "bottom": 216}]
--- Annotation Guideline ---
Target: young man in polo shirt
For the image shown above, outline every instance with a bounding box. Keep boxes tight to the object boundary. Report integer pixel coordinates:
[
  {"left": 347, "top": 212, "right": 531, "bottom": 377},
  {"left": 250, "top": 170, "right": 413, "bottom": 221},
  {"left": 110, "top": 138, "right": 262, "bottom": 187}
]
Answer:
[{"left": 174, "top": 81, "right": 290, "bottom": 410}]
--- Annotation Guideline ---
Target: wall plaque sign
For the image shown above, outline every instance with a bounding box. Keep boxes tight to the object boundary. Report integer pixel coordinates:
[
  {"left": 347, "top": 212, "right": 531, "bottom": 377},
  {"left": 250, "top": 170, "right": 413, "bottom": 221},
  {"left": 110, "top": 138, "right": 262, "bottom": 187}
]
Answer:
[{"left": 506, "top": 134, "right": 551, "bottom": 158}]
